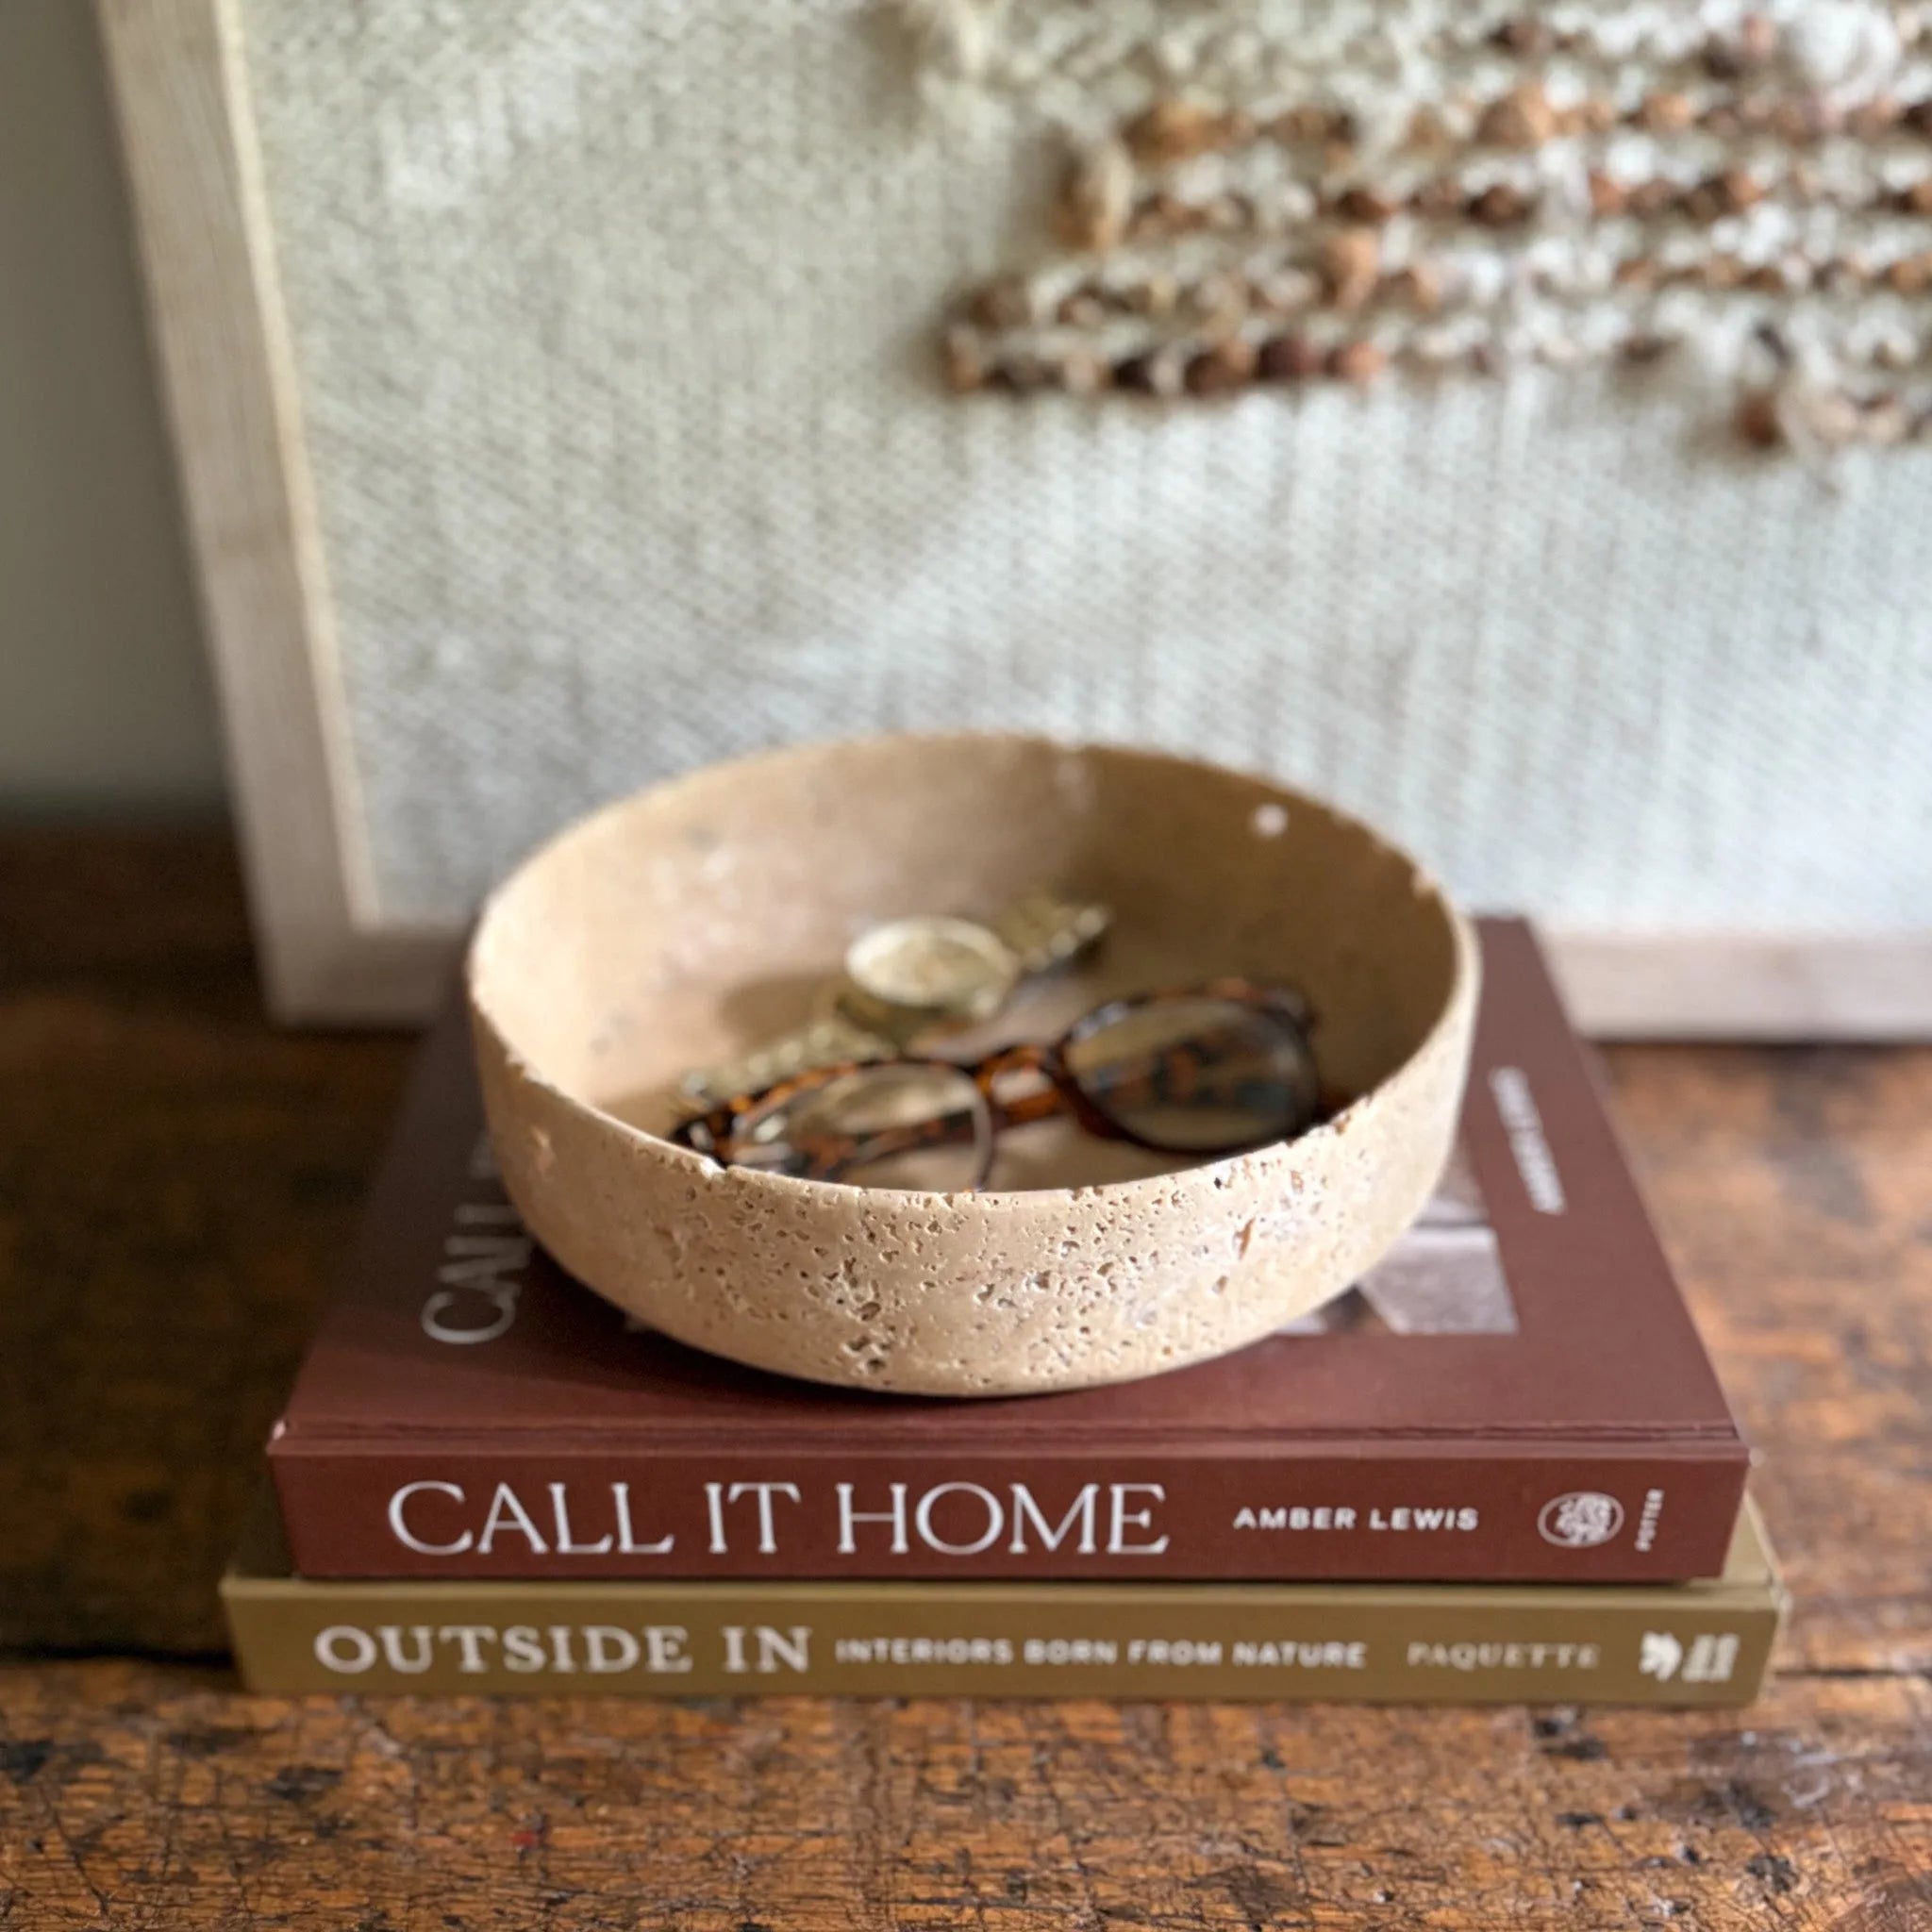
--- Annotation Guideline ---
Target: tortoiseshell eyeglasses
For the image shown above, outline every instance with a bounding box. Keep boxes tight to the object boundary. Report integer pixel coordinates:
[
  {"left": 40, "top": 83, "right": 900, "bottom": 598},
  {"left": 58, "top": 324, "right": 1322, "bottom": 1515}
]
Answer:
[{"left": 670, "top": 980, "right": 1322, "bottom": 1191}]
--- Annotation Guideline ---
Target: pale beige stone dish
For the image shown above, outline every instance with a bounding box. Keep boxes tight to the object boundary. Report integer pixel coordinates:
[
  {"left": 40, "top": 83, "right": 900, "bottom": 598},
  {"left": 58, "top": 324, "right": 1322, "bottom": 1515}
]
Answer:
[{"left": 468, "top": 734, "right": 1479, "bottom": 1395}]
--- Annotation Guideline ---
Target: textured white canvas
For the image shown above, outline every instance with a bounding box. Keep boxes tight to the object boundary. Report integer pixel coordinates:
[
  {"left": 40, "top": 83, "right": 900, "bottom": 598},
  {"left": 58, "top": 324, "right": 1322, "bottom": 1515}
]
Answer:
[{"left": 238, "top": 0, "right": 1932, "bottom": 929}]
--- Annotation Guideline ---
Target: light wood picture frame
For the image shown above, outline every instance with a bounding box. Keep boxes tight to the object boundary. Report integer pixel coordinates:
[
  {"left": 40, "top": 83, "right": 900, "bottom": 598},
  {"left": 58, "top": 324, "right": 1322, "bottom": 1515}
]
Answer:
[
  {"left": 101, "top": 0, "right": 444, "bottom": 1022},
  {"left": 99, "top": 0, "right": 1932, "bottom": 1036}
]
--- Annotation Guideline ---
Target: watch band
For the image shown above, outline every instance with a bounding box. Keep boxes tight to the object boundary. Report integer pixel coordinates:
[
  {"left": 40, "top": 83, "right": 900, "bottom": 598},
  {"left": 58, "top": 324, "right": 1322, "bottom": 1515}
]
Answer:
[
  {"left": 990, "top": 892, "right": 1112, "bottom": 974},
  {"left": 673, "top": 892, "right": 1112, "bottom": 1118},
  {"left": 675, "top": 1010, "right": 894, "bottom": 1116}
]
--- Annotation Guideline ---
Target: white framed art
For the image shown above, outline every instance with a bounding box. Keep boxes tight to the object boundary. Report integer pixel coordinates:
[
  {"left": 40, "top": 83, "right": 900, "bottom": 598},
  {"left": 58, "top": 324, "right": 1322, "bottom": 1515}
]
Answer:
[{"left": 103, "top": 0, "right": 1932, "bottom": 1032}]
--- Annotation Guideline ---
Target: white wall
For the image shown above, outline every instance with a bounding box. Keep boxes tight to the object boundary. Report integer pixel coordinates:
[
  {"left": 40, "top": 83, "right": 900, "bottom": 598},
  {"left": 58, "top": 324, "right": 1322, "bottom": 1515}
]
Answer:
[{"left": 0, "top": 1, "right": 224, "bottom": 811}]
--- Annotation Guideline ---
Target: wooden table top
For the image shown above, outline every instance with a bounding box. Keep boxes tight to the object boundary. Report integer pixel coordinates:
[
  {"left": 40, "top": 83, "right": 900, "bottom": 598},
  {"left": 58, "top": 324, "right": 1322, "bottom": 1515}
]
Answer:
[{"left": 2, "top": 827, "right": 1927, "bottom": 1931}]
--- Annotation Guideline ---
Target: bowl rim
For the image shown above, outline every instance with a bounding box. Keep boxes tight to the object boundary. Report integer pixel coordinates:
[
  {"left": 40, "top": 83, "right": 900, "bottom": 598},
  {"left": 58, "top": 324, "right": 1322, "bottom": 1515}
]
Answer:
[{"left": 467, "top": 729, "right": 1480, "bottom": 1211}]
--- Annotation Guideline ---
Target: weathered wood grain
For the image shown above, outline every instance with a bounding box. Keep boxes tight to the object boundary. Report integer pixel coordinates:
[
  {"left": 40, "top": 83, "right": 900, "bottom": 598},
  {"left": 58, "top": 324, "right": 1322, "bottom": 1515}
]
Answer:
[
  {"left": 1607, "top": 1043, "right": 1932, "bottom": 1675},
  {"left": 1, "top": 1663, "right": 1927, "bottom": 1930},
  {"left": 2, "top": 829, "right": 1929, "bottom": 1930},
  {"left": 0, "top": 829, "right": 411, "bottom": 1654}
]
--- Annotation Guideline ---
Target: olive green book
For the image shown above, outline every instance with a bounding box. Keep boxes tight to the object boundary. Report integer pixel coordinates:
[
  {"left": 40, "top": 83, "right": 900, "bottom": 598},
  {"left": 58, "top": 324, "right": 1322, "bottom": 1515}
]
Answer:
[{"left": 224, "top": 1499, "right": 1784, "bottom": 1705}]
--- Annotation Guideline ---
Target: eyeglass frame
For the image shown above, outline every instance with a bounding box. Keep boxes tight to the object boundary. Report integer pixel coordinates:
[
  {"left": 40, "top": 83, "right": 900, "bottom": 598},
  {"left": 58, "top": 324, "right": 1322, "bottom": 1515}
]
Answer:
[{"left": 668, "top": 978, "right": 1321, "bottom": 1191}]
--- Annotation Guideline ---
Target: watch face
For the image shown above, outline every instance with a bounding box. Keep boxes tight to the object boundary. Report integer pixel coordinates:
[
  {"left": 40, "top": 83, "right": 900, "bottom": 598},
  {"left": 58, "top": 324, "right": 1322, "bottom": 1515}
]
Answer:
[{"left": 845, "top": 916, "right": 1018, "bottom": 1019}]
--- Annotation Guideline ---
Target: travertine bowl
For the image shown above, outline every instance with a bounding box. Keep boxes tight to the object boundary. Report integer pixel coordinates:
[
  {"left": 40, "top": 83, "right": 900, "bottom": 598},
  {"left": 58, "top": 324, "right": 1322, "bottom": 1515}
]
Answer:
[{"left": 468, "top": 734, "right": 1478, "bottom": 1395}]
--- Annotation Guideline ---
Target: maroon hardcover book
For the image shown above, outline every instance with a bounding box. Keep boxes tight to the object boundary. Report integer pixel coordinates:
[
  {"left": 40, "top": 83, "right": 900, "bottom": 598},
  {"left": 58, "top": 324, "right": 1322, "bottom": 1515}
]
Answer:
[{"left": 270, "top": 921, "right": 1750, "bottom": 1582}]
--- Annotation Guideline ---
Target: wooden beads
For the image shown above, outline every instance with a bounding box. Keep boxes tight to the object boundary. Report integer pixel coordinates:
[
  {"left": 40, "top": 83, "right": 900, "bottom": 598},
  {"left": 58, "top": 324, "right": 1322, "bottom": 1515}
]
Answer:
[{"left": 937, "top": 2, "right": 1932, "bottom": 456}]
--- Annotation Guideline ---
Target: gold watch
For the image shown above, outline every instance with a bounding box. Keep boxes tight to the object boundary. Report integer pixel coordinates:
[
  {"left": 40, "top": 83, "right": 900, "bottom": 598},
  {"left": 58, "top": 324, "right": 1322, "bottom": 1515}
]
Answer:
[{"left": 675, "top": 892, "right": 1110, "bottom": 1113}]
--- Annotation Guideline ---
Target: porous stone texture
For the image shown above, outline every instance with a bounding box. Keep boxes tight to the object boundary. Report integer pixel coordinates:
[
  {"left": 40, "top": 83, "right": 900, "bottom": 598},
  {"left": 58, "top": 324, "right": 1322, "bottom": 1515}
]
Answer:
[{"left": 468, "top": 734, "right": 1477, "bottom": 1395}]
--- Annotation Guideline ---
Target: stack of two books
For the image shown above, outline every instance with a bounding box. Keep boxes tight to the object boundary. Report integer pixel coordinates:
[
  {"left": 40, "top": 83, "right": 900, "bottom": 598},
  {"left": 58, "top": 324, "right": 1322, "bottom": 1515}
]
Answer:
[{"left": 229, "top": 923, "right": 1783, "bottom": 1704}]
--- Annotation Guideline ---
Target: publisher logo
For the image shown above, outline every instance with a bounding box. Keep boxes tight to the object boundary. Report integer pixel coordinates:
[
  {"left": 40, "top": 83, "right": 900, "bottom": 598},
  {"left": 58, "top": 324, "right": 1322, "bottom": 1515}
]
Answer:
[
  {"left": 1538, "top": 1491, "right": 1624, "bottom": 1549},
  {"left": 1640, "top": 1631, "right": 1740, "bottom": 1684}
]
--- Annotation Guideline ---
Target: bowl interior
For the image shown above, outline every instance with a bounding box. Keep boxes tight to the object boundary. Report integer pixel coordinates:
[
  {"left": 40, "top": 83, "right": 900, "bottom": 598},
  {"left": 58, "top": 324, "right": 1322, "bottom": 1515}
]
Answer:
[{"left": 471, "top": 736, "right": 1461, "bottom": 1192}]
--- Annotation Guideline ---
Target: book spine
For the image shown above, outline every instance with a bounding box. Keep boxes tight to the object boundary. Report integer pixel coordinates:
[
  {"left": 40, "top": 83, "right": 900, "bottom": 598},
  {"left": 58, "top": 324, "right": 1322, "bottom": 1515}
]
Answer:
[
  {"left": 224, "top": 1572, "right": 1780, "bottom": 1706},
  {"left": 271, "top": 1445, "right": 1749, "bottom": 1583}
]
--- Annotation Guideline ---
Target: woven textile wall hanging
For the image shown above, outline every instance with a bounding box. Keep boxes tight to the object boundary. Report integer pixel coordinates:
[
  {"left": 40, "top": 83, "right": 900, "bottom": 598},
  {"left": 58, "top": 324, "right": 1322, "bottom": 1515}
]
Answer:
[
  {"left": 106, "top": 0, "right": 1932, "bottom": 1027},
  {"left": 932, "top": 0, "right": 1932, "bottom": 451}
]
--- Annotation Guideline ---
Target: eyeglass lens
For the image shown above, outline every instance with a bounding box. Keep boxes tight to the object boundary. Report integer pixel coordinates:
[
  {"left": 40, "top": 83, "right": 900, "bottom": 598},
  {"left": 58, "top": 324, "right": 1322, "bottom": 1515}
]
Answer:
[{"left": 1064, "top": 995, "right": 1319, "bottom": 1152}]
